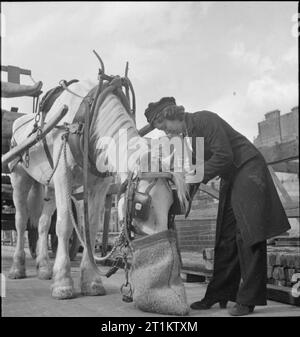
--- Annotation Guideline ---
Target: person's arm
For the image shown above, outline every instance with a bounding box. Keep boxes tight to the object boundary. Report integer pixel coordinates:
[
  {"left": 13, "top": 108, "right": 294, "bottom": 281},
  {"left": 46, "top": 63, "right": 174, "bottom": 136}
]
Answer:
[{"left": 197, "top": 111, "right": 233, "bottom": 184}]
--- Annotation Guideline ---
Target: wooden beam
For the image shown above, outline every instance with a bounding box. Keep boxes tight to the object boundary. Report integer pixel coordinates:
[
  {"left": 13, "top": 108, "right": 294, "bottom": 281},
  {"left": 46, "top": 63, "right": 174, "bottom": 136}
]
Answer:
[
  {"left": 199, "top": 184, "right": 219, "bottom": 200},
  {"left": 138, "top": 123, "right": 154, "bottom": 137},
  {"left": 2, "top": 109, "right": 25, "bottom": 139},
  {"left": 1, "top": 105, "right": 68, "bottom": 168},
  {"left": 257, "top": 139, "right": 299, "bottom": 165},
  {"left": 267, "top": 284, "right": 300, "bottom": 306},
  {"left": 1, "top": 65, "right": 31, "bottom": 84},
  {"left": 268, "top": 166, "right": 294, "bottom": 204},
  {"left": 282, "top": 201, "right": 300, "bottom": 218},
  {"left": 271, "top": 161, "right": 299, "bottom": 174}
]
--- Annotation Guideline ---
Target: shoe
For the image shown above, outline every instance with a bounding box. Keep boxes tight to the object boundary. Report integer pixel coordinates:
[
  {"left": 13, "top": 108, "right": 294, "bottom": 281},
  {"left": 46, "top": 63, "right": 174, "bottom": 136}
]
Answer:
[
  {"left": 190, "top": 297, "right": 228, "bottom": 310},
  {"left": 228, "top": 303, "right": 255, "bottom": 316}
]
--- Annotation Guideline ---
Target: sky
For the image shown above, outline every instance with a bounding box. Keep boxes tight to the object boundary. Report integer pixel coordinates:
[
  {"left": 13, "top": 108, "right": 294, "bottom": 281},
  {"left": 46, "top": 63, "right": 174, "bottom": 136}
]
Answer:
[{"left": 1, "top": 1, "right": 298, "bottom": 141}]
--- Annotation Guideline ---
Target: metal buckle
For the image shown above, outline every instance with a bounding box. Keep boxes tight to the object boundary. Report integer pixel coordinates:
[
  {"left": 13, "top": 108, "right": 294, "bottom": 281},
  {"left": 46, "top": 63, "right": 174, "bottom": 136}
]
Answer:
[{"left": 69, "top": 122, "right": 84, "bottom": 135}]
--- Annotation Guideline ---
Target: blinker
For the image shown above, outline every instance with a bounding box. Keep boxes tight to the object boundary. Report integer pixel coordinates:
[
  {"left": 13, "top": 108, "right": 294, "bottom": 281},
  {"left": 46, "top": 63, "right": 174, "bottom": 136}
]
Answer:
[{"left": 132, "top": 191, "right": 152, "bottom": 221}]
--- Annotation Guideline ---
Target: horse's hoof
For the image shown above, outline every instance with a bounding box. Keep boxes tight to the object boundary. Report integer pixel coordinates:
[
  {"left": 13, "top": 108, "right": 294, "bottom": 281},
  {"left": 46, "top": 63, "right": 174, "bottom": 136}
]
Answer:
[
  {"left": 81, "top": 281, "right": 106, "bottom": 296},
  {"left": 8, "top": 267, "right": 26, "bottom": 279},
  {"left": 37, "top": 261, "right": 53, "bottom": 280},
  {"left": 38, "top": 268, "right": 53, "bottom": 280},
  {"left": 51, "top": 285, "right": 74, "bottom": 299}
]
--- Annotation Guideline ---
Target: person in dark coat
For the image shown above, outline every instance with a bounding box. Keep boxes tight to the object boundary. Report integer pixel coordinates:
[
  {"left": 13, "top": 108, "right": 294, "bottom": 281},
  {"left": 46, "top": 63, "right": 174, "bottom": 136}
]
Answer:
[{"left": 144, "top": 97, "right": 291, "bottom": 316}]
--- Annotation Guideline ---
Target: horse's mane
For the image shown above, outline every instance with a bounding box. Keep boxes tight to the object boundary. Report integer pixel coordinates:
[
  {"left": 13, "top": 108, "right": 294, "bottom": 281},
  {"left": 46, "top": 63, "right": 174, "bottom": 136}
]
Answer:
[
  {"left": 89, "top": 92, "right": 143, "bottom": 175},
  {"left": 170, "top": 171, "right": 189, "bottom": 210},
  {"left": 87, "top": 86, "right": 189, "bottom": 209}
]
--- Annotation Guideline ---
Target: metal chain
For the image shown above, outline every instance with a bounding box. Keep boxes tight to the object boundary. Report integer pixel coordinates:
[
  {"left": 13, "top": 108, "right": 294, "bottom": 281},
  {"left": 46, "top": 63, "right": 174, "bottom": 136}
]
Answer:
[{"left": 120, "top": 249, "right": 133, "bottom": 302}]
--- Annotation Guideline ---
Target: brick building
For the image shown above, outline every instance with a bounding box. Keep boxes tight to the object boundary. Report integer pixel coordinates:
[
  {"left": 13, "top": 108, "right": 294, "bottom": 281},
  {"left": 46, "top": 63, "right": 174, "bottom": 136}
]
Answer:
[{"left": 253, "top": 106, "right": 298, "bottom": 147}]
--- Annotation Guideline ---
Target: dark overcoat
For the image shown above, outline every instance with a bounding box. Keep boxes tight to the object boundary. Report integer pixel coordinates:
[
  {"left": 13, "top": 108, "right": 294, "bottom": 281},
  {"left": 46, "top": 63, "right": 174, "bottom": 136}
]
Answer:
[{"left": 184, "top": 111, "right": 291, "bottom": 246}]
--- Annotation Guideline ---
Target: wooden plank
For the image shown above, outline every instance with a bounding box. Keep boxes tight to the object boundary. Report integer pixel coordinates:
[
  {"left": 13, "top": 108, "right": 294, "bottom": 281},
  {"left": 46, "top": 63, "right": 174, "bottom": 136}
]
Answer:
[
  {"left": 181, "top": 268, "right": 212, "bottom": 278},
  {"left": 1, "top": 65, "right": 31, "bottom": 84},
  {"left": 184, "top": 273, "right": 206, "bottom": 283},
  {"left": 2, "top": 109, "right": 26, "bottom": 165},
  {"left": 268, "top": 166, "right": 294, "bottom": 203},
  {"left": 267, "top": 284, "right": 300, "bottom": 306},
  {"left": 138, "top": 123, "right": 154, "bottom": 137},
  {"left": 271, "top": 161, "right": 299, "bottom": 174},
  {"left": 1, "top": 220, "right": 16, "bottom": 231},
  {"left": 282, "top": 201, "right": 299, "bottom": 218},
  {"left": 257, "top": 139, "right": 299, "bottom": 165},
  {"left": 199, "top": 184, "right": 219, "bottom": 199},
  {"left": 1, "top": 183, "right": 13, "bottom": 195}
]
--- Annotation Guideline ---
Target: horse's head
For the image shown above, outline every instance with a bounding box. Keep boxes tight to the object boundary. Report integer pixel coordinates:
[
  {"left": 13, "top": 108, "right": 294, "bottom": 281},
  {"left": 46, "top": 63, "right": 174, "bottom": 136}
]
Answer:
[
  {"left": 118, "top": 170, "right": 188, "bottom": 238},
  {"left": 133, "top": 172, "right": 188, "bottom": 236}
]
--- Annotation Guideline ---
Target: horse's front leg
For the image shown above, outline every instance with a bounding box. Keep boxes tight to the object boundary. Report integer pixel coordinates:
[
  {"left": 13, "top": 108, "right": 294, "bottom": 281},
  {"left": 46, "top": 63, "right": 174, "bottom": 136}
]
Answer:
[
  {"left": 51, "top": 164, "right": 74, "bottom": 299},
  {"left": 79, "top": 177, "right": 112, "bottom": 296},
  {"left": 35, "top": 188, "right": 56, "bottom": 280},
  {"left": 8, "top": 165, "right": 34, "bottom": 279}
]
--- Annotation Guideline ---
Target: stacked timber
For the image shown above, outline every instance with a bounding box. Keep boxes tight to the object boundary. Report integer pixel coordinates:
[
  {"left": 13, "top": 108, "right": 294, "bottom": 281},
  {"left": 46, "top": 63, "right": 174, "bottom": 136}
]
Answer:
[
  {"left": 201, "top": 246, "right": 300, "bottom": 288},
  {"left": 2, "top": 109, "right": 25, "bottom": 173},
  {"left": 1, "top": 109, "right": 24, "bottom": 154},
  {"left": 267, "top": 246, "right": 300, "bottom": 287},
  {"left": 180, "top": 250, "right": 213, "bottom": 279}
]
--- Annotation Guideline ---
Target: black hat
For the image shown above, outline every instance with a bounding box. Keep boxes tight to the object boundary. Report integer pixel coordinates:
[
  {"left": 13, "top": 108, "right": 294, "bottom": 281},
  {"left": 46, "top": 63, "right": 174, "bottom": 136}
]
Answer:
[{"left": 144, "top": 97, "right": 176, "bottom": 124}]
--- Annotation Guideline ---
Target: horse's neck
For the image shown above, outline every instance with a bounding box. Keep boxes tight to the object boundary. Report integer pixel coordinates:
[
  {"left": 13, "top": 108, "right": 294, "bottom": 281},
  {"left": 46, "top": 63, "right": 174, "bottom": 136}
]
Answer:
[{"left": 89, "top": 93, "right": 147, "bottom": 179}]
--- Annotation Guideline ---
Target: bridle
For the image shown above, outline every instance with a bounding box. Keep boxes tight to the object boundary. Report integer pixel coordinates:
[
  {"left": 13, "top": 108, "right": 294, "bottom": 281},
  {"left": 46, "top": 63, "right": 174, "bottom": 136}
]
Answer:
[{"left": 123, "top": 171, "right": 183, "bottom": 242}]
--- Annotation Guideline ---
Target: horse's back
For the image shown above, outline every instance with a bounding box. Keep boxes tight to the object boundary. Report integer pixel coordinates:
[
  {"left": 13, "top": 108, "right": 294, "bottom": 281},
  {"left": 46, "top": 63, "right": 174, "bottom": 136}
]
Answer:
[
  {"left": 45, "top": 80, "right": 96, "bottom": 126},
  {"left": 10, "top": 80, "right": 96, "bottom": 184}
]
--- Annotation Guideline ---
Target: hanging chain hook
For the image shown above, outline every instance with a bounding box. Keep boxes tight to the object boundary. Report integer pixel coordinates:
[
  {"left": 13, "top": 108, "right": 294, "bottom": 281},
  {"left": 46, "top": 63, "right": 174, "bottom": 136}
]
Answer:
[{"left": 120, "top": 251, "right": 133, "bottom": 302}]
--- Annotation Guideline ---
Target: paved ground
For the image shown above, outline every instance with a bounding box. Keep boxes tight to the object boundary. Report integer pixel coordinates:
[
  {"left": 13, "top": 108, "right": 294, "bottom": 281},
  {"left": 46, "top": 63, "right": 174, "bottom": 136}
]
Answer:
[{"left": 1, "top": 245, "right": 299, "bottom": 317}]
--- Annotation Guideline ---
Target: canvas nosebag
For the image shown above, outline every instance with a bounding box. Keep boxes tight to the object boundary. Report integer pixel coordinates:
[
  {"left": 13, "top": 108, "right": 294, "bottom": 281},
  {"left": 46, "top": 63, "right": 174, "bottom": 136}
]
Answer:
[{"left": 130, "top": 229, "right": 189, "bottom": 316}]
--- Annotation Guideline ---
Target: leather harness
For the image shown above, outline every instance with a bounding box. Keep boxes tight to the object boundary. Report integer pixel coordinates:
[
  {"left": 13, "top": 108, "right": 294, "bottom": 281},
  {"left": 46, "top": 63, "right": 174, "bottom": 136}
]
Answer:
[
  {"left": 67, "top": 76, "right": 135, "bottom": 177},
  {"left": 35, "top": 79, "right": 79, "bottom": 169},
  {"left": 29, "top": 75, "right": 133, "bottom": 178}
]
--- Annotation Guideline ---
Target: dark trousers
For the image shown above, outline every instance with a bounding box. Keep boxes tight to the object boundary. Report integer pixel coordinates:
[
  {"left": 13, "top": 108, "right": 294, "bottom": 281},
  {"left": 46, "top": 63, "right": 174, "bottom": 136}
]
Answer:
[{"left": 204, "top": 186, "right": 267, "bottom": 306}]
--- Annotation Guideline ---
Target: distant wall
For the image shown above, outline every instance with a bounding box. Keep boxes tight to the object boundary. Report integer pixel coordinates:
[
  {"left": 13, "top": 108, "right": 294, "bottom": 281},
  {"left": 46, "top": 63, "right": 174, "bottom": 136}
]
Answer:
[{"left": 254, "top": 106, "right": 298, "bottom": 147}]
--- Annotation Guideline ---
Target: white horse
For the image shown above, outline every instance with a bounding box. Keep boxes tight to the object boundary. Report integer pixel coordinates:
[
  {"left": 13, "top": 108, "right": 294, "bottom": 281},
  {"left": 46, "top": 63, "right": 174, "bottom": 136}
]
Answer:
[{"left": 8, "top": 79, "right": 188, "bottom": 303}]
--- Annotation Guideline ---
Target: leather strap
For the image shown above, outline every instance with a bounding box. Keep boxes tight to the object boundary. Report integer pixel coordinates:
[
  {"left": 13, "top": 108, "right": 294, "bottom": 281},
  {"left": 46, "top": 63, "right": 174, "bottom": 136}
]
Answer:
[
  {"left": 68, "top": 80, "right": 131, "bottom": 177},
  {"left": 42, "top": 137, "right": 54, "bottom": 169},
  {"left": 37, "top": 79, "right": 79, "bottom": 170}
]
